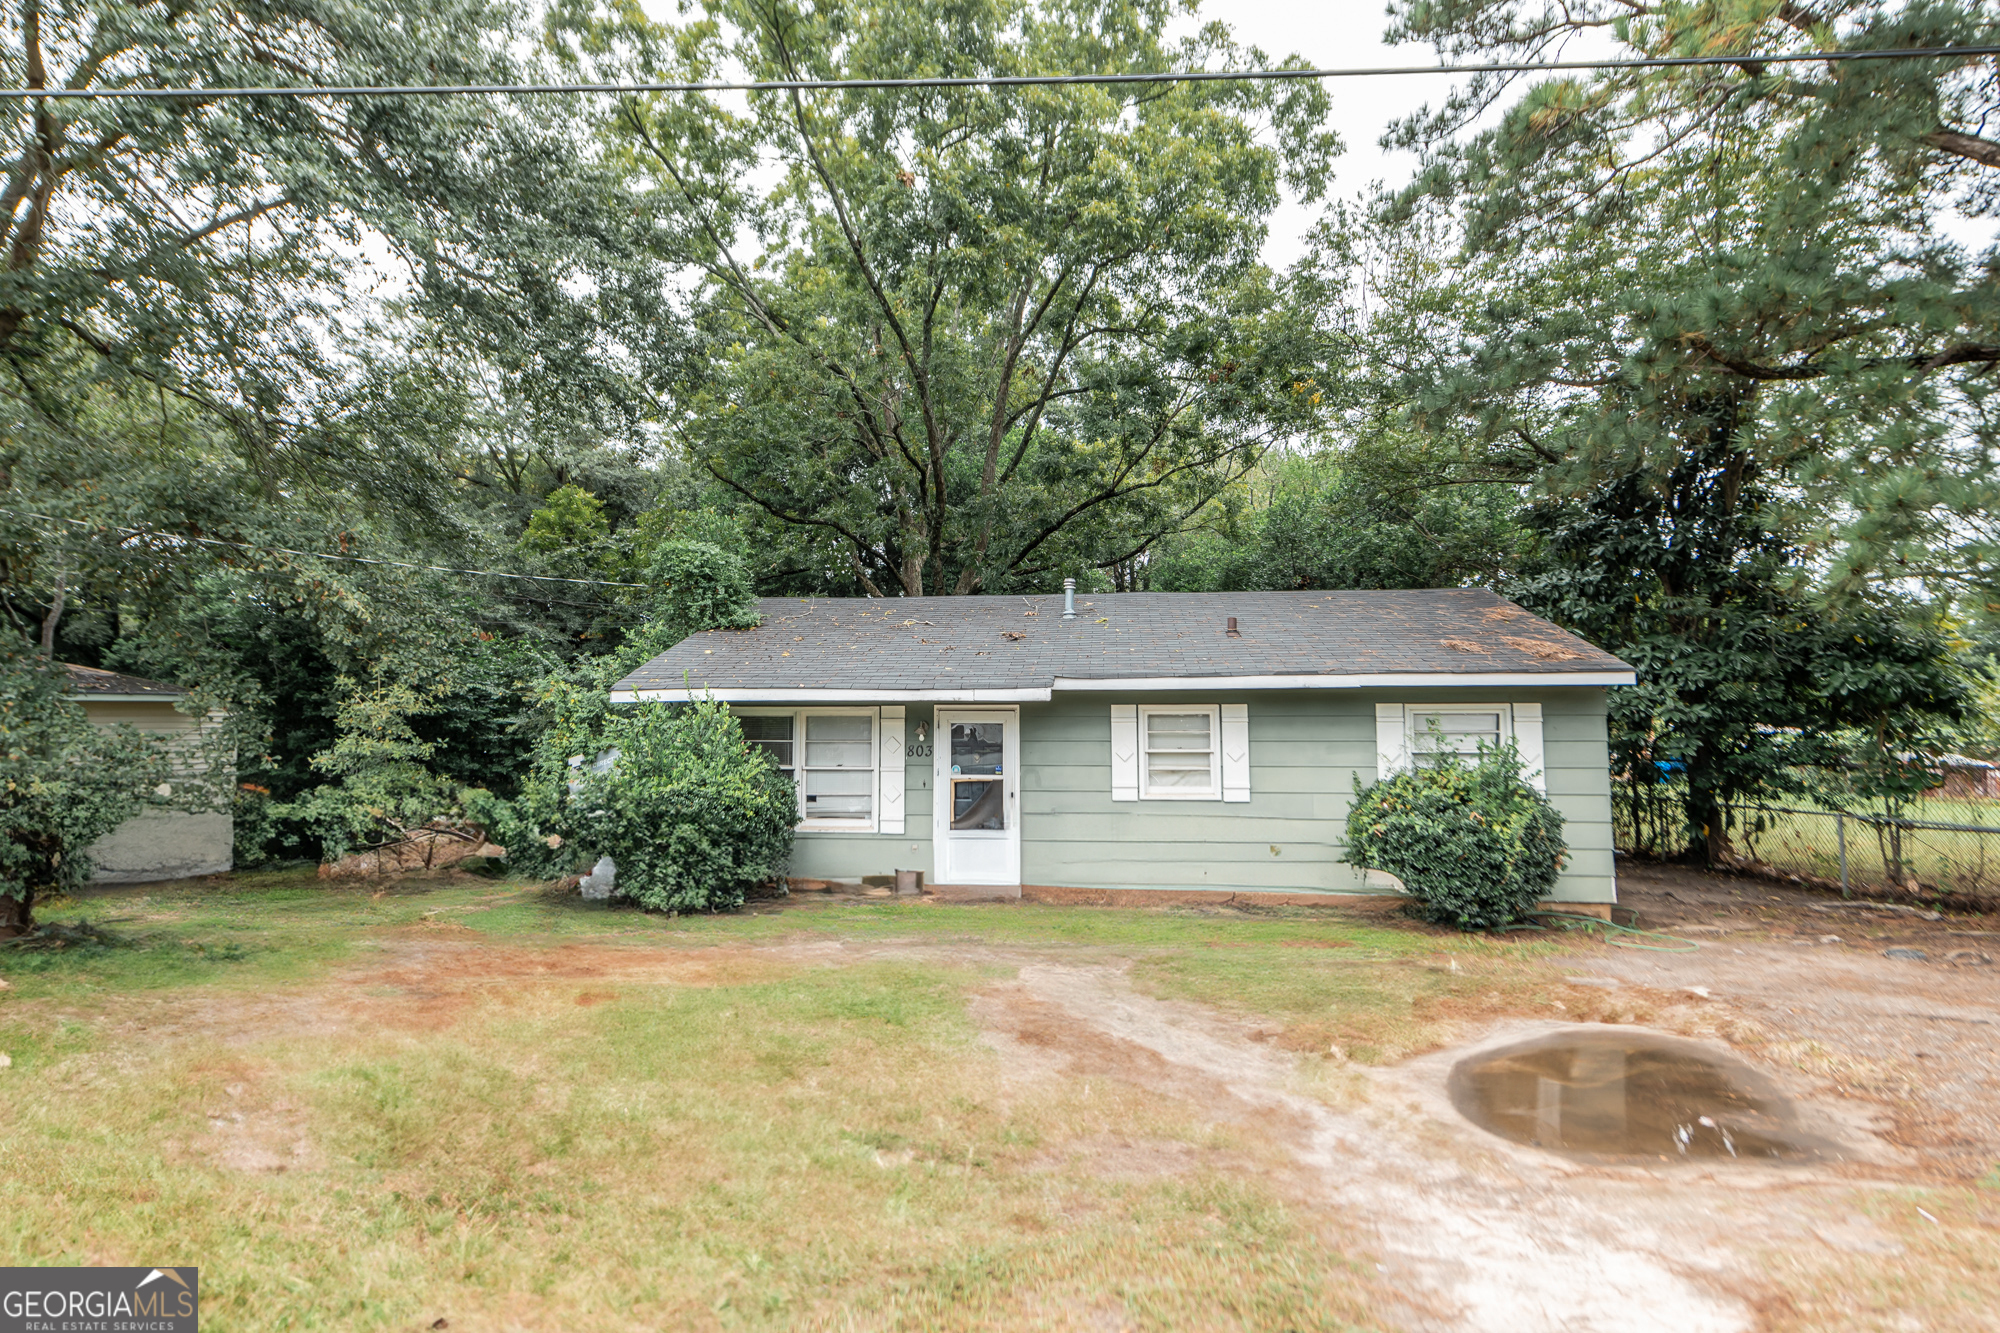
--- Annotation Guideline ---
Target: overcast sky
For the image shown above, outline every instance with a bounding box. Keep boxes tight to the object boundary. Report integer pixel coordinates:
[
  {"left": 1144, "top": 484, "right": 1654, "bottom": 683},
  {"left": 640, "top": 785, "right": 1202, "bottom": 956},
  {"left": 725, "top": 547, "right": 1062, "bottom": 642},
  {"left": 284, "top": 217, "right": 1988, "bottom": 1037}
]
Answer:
[{"left": 1179, "top": 2, "right": 1450, "bottom": 269}]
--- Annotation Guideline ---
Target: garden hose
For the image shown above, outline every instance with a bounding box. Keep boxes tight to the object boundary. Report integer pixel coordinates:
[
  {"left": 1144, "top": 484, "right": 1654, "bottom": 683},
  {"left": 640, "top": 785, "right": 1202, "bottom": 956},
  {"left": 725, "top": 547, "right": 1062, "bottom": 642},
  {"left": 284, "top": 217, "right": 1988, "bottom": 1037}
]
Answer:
[{"left": 1510, "top": 911, "right": 1704, "bottom": 952}]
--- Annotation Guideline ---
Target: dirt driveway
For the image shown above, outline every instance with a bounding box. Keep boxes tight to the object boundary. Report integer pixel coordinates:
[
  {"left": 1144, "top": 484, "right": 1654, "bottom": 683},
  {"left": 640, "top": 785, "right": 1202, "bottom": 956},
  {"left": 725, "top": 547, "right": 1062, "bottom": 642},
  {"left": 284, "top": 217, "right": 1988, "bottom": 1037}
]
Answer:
[{"left": 936, "top": 863, "right": 2000, "bottom": 1332}]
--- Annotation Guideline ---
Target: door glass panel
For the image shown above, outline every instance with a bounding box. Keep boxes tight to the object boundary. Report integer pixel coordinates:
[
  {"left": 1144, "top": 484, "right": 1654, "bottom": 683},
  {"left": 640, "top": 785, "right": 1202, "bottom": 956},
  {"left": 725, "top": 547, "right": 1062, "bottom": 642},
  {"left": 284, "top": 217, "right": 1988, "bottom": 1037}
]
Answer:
[
  {"left": 951, "top": 778, "right": 1005, "bottom": 830},
  {"left": 950, "top": 722, "right": 1004, "bottom": 775}
]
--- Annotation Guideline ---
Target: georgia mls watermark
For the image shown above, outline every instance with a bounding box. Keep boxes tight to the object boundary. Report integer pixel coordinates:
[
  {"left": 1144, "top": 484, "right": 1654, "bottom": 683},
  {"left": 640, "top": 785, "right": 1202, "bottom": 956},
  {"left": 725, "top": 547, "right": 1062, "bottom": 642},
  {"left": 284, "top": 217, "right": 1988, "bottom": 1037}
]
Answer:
[{"left": 1, "top": 1268, "right": 198, "bottom": 1333}]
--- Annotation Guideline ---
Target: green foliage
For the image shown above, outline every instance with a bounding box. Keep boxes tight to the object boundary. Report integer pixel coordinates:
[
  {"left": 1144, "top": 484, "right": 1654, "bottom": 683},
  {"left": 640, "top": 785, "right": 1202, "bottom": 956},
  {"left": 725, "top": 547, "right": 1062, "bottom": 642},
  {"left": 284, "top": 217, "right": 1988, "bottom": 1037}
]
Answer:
[
  {"left": 1146, "top": 450, "right": 1524, "bottom": 591},
  {"left": 0, "top": 0, "right": 672, "bottom": 497},
  {"left": 1369, "top": 0, "right": 2000, "bottom": 603},
  {"left": 0, "top": 650, "right": 168, "bottom": 933},
  {"left": 519, "top": 484, "right": 621, "bottom": 579},
  {"left": 555, "top": 698, "right": 796, "bottom": 913},
  {"left": 565, "top": 0, "right": 1341, "bottom": 594},
  {"left": 464, "top": 538, "right": 765, "bottom": 881},
  {"left": 642, "top": 541, "right": 760, "bottom": 646},
  {"left": 1514, "top": 438, "right": 1973, "bottom": 862},
  {"left": 1345, "top": 743, "right": 1566, "bottom": 930}
]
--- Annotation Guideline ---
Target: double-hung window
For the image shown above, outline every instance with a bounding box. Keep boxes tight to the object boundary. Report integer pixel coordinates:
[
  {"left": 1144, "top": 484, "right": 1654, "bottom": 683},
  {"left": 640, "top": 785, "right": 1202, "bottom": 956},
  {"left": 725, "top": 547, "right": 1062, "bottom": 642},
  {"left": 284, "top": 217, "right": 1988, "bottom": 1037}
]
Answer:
[
  {"left": 737, "top": 708, "right": 878, "bottom": 830},
  {"left": 1139, "top": 705, "right": 1220, "bottom": 799},
  {"left": 1406, "top": 706, "right": 1509, "bottom": 765},
  {"left": 802, "top": 712, "right": 875, "bottom": 826},
  {"left": 1378, "top": 702, "right": 1544, "bottom": 792}
]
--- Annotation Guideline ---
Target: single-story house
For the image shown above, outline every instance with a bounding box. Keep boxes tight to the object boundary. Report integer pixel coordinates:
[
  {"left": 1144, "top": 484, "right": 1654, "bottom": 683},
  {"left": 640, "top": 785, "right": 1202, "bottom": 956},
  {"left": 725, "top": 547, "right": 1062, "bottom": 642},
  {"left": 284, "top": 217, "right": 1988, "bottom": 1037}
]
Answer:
[
  {"left": 1924, "top": 754, "right": 2000, "bottom": 802},
  {"left": 64, "top": 663, "right": 233, "bottom": 883},
  {"left": 609, "top": 589, "right": 1635, "bottom": 906}
]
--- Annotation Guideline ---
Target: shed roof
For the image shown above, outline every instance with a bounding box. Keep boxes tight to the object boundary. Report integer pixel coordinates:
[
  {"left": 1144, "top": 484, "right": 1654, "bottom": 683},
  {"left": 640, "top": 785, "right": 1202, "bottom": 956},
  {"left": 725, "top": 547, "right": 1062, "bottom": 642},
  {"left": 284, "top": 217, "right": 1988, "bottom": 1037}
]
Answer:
[
  {"left": 60, "top": 662, "right": 185, "bottom": 699},
  {"left": 610, "top": 589, "right": 1634, "bottom": 702}
]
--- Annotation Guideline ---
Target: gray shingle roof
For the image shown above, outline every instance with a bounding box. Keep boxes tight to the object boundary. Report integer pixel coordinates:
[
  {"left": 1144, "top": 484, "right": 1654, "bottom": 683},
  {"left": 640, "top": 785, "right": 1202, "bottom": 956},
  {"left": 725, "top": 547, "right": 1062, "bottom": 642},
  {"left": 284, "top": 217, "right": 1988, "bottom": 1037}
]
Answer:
[
  {"left": 61, "top": 662, "right": 184, "bottom": 698},
  {"left": 611, "top": 589, "right": 1633, "bottom": 700}
]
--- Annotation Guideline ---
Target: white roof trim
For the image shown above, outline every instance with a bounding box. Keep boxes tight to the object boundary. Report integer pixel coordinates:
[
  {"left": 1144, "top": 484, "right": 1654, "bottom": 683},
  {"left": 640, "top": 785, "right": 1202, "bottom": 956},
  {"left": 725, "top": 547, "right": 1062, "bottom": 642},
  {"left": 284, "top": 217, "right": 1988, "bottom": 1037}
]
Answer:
[
  {"left": 66, "top": 692, "right": 186, "bottom": 703},
  {"left": 611, "top": 671, "right": 1633, "bottom": 703},
  {"left": 610, "top": 686, "right": 1054, "bottom": 704},
  {"left": 1051, "top": 671, "right": 1635, "bottom": 691}
]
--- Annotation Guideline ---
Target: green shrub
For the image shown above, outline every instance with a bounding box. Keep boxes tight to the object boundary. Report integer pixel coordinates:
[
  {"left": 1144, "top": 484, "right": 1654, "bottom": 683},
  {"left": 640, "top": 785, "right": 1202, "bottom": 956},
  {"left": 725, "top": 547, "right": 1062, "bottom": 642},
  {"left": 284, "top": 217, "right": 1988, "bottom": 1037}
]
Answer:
[
  {"left": 1, "top": 650, "right": 169, "bottom": 935},
  {"left": 561, "top": 697, "right": 796, "bottom": 913},
  {"left": 1343, "top": 742, "right": 1566, "bottom": 930}
]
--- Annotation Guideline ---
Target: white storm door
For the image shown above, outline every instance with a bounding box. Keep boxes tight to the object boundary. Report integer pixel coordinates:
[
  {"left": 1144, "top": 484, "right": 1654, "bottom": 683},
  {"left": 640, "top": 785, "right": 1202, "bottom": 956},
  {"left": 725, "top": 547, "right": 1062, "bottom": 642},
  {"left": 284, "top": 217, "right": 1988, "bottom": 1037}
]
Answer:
[{"left": 933, "top": 707, "right": 1021, "bottom": 886}]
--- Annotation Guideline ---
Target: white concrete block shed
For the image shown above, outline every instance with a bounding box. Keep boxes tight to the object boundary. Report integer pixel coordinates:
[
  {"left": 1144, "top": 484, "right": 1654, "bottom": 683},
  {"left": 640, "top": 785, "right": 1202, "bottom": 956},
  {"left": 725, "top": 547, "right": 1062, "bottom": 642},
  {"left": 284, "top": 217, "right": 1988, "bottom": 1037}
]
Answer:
[{"left": 609, "top": 589, "right": 1636, "bottom": 905}]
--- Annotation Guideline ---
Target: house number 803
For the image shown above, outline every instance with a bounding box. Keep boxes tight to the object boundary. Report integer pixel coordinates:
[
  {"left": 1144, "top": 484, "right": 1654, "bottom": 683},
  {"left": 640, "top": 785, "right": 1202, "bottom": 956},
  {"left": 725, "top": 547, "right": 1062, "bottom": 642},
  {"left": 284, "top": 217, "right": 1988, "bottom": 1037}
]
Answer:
[{"left": 905, "top": 742, "right": 933, "bottom": 758}]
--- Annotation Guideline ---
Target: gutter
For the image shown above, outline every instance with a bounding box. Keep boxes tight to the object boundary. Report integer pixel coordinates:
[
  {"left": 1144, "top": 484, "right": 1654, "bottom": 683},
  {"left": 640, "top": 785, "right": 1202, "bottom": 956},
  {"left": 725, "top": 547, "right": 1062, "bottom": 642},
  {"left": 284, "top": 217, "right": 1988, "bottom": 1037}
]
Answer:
[{"left": 609, "top": 669, "right": 1635, "bottom": 703}]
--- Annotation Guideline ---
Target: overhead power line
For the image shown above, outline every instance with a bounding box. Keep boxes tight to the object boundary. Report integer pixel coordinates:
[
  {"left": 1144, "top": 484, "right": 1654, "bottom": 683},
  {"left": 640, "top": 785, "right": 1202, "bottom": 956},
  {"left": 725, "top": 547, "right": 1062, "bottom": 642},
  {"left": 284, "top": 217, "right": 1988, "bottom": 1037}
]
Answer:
[
  {"left": 0, "top": 506, "right": 649, "bottom": 590},
  {"left": 0, "top": 45, "right": 1994, "bottom": 100}
]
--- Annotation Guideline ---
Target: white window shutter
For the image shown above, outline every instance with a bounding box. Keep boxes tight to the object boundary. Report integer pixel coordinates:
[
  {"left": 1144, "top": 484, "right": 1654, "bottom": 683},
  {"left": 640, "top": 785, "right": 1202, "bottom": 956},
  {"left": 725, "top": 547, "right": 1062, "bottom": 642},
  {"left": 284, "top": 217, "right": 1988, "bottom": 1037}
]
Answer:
[
  {"left": 1220, "top": 703, "right": 1250, "bottom": 802},
  {"left": 1110, "top": 704, "right": 1138, "bottom": 801},
  {"left": 1512, "top": 703, "right": 1546, "bottom": 793},
  {"left": 1374, "top": 703, "right": 1407, "bottom": 784},
  {"left": 878, "top": 706, "right": 906, "bottom": 833}
]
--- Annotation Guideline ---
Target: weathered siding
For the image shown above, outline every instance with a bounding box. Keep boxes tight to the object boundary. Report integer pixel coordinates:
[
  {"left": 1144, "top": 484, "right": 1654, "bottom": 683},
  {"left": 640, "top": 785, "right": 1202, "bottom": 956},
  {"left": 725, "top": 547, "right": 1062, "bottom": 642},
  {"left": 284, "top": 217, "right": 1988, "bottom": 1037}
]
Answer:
[
  {"left": 780, "top": 705, "right": 935, "bottom": 883},
  {"left": 77, "top": 700, "right": 234, "bottom": 883},
  {"left": 754, "top": 690, "right": 1617, "bottom": 903}
]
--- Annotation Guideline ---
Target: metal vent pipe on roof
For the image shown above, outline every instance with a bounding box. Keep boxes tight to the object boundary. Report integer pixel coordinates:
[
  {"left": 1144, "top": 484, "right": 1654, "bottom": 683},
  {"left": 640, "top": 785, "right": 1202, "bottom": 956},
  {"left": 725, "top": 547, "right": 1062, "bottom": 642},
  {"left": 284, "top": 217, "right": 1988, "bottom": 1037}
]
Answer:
[{"left": 1062, "top": 577, "right": 1076, "bottom": 619}]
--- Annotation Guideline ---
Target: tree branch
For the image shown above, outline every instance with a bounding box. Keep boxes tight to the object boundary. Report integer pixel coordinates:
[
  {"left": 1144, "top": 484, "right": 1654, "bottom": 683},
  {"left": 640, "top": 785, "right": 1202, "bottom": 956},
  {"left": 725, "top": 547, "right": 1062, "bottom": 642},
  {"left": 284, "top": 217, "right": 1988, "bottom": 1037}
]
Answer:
[{"left": 1923, "top": 127, "right": 2000, "bottom": 171}]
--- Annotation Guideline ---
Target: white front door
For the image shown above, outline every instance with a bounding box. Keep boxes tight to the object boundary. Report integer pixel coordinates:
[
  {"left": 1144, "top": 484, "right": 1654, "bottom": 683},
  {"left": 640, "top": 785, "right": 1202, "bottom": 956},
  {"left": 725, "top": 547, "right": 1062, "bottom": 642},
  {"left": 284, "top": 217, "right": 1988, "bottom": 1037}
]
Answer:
[{"left": 933, "top": 707, "right": 1020, "bottom": 886}]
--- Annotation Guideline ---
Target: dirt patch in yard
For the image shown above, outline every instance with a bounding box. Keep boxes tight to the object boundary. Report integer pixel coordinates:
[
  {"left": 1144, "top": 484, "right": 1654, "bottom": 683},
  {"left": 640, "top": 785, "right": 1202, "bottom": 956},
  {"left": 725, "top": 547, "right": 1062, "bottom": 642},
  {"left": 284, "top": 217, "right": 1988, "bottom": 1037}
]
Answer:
[
  {"left": 1589, "top": 860, "right": 2000, "bottom": 1182},
  {"left": 949, "top": 873, "right": 2000, "bottom": 1333},
  {"left": 14, "top": 875, "right": 1995, "bottom": 1331}
]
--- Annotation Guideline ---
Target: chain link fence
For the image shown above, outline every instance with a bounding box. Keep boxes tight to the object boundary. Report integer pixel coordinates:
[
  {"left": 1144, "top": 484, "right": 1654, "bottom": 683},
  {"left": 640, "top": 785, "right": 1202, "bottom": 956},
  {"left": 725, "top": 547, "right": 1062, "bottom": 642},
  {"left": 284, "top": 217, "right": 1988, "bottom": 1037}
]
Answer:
[{"left": 1612, "top": 776, "right": 2000, "bottom": 903}]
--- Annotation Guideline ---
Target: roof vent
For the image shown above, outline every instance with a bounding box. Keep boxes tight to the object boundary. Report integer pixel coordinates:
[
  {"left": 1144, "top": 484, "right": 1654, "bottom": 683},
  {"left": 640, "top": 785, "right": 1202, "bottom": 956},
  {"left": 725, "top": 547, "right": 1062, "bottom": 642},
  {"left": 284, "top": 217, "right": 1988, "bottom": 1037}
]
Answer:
[
  {"left": 1063, "top": 577, "right": 1077, "bottom": 619},
  {"left": 1226, "top": 616, "right": 1240, "bottom": 637}
]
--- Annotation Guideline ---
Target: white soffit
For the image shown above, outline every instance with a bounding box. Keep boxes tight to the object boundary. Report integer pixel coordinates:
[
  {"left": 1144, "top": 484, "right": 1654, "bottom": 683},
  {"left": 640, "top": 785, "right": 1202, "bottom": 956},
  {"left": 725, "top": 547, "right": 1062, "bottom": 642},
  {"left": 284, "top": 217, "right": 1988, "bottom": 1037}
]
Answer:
[
  {"left": 1051, "top": 671, "right": 1636, "bottom": 690},
  {"left": 609, "top": 686, "right": 1054, "bottom": 704}
]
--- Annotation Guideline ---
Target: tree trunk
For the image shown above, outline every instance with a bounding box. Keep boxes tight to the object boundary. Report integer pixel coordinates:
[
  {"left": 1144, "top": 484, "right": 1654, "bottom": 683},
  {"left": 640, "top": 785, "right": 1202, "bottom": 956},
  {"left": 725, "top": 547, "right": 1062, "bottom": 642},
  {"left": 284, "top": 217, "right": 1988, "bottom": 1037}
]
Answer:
[
  {"left": 39, "top": 565, "right": 65, "bottom": 657},
  {"left": 0, "top": 890, "right": 31, "bottom": 940},
  {"left": 1684, "top": 763, "right": 1735, "bottom": 867}
]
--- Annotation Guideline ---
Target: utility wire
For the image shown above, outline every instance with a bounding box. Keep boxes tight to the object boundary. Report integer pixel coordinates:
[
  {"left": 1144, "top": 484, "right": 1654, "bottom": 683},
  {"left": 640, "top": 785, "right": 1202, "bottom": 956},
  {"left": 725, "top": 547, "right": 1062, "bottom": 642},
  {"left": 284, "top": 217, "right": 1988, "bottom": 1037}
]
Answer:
[
  {"left": 0, "top": 45, "right": 1994, "bottom": 100},
  {"left": 0, "top": 506, "right": 650, "bottom": 590}
]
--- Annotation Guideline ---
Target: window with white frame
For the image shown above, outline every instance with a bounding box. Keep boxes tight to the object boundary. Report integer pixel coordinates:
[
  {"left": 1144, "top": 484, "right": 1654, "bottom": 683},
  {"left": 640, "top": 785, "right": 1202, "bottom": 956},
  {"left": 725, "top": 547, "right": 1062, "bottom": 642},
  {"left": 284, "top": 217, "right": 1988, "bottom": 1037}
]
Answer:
[
  {"left": 802, "top": 712, "right": 875, "bottom": 824},
  {"left": 1140, "top": 705, "right": 1220, "bottom": 799},
  {"left": 735, "top": 709, "right": 877, "bottom": 829},
  {"left": 1406, "top": 705, "right": 1510, "bottom": 764},
  {"left": 739, "top": 714, "right": 795, "bottom": 779}
]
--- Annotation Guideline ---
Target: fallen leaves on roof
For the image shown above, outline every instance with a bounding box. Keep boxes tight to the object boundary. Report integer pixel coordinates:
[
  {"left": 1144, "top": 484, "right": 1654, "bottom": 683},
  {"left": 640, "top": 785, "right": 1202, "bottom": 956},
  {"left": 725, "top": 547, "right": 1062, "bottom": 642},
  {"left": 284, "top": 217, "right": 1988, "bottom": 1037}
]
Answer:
[
  {"left": 1501, "top": 635, "right": 1587, "bottom": 661},
  {"left": 1440, "top": 638, "right": 1491, "bottom": 655}
]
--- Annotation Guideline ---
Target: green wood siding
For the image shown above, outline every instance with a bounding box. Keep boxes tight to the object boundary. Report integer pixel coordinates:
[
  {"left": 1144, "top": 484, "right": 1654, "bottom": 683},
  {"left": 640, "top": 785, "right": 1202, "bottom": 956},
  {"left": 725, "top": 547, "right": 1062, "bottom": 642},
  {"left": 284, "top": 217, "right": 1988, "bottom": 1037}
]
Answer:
[
  {"left": 778, "top": 704, "right": 934, "bottom": 882},
  {"left": 745, "top": 689, "right": 1617, "bottom": 903}
]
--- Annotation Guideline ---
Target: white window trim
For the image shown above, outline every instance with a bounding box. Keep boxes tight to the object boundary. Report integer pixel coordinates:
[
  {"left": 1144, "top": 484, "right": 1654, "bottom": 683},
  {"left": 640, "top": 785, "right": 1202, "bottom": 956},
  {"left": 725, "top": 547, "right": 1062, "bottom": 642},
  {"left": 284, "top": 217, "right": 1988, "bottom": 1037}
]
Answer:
[
  {"left": 733, "top": 706, "right": 882, "bottom": 832},
  {"left": 1138, "top": 703, "right": 1222, "bottom": 801},
  {"left": 1379, "top": 702, "right": 1546, "bottom": 794},
  {"left": 1403, "top": 702, "right": 1513, "bottom": 760}
]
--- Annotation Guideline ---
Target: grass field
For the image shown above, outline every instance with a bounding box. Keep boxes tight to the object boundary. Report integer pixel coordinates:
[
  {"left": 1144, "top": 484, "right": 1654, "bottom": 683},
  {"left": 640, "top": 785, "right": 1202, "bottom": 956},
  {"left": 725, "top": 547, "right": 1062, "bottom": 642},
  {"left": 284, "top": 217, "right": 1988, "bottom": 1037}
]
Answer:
[
  {"left": 0, "top": 871, "right": 1582, "bottom": 1332},
  {"left": 5, "top": 871, "right": 1994, "bottom": 1332},
  {"left": 1732, "top": 799, "right": 2000, "bottom": 897}
]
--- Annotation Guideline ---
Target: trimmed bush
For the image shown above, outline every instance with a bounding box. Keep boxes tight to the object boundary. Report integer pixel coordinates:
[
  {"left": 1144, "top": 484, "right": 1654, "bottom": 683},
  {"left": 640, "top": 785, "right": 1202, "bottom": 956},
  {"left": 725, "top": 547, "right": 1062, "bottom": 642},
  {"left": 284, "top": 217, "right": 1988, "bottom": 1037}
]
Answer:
[
  {"left": 1344, "top": 742, "right": 1566, "bottom": 930},
  {"left": 563, "top": 697, "right": 796, "bottom": 913}
]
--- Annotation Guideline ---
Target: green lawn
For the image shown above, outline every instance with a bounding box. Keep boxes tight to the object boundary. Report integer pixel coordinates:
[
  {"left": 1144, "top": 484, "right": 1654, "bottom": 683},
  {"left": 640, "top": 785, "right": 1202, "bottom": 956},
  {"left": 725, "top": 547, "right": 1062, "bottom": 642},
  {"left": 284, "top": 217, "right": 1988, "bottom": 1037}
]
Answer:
[
  {"left": 1733, "top": 800, "right": 2000, "bottom": 897},
  {"left": 7, "top": 872, "right": 1576, "bottom": 1331}
]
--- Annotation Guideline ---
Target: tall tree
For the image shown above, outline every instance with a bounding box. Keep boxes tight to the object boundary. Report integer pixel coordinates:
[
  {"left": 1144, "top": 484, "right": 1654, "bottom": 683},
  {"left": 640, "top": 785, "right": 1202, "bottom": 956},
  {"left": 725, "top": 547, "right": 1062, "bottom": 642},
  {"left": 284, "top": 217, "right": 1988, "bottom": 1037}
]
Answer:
[
  {"left": 1366, "top": 0, "right": 2000, "bottom": 602},
  {"left": 565, "top": 0, "right": 1341, "bottom": 595},
  {"left": 0, "top": 0, "right": 674, "bottom": 513},
  {"left": 1513, "top": 432, "right": 1971, "bottom": 864}
]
